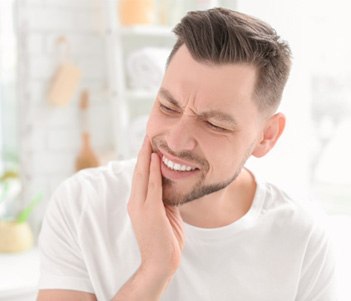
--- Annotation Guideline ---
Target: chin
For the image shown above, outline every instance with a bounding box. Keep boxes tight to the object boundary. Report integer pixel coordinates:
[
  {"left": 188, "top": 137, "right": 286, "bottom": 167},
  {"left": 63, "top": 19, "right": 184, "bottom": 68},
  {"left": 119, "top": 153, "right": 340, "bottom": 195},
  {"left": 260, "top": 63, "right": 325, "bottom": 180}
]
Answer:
[
  {"left": 161, "top": 172, "right": 239, "bottom": 207},
  {"left": 162, "top": 182, "right": 190, "bottom": 207},
  {"left": 162, "top": 177, "right": 207, "bottom": 206}
]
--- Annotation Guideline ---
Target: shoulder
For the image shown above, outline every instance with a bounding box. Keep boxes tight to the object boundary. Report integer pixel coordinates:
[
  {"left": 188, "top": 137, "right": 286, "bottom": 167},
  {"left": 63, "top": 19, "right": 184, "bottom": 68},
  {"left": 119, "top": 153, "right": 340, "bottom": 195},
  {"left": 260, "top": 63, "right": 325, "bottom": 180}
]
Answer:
[
  {"left": 71, "top": 158, "right": 136, "bottom": 195},
  {"left": 258, "top": 180, "right": 330, "bottom": 243},
  {"left": 258, "top": 183, "right": 339, "bottom": 298},
  {"left": 46, "top": 159, "right": 136, "bottom": 220},
  {"left": 59, "top": 158, "right": 136, "bottom": 195},
  {"left": 257, "top": 180, "right": 335, "bottom": 279}
]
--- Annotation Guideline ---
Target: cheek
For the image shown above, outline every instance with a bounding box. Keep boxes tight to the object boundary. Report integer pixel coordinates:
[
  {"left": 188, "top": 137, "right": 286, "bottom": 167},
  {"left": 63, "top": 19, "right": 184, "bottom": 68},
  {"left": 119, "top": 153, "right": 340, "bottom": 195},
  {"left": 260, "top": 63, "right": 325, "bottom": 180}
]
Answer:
[
  {"left": 146, "top": 108, "right": 179, "bottom": 138},
  {"left": 146, "top": 110, "right": 163, "bottom": 137},
  {"left": 204, "top": 139, "right": 235, "bottom": 169},
  {"left": 205, "top": 138, "right": 250, "bottom": 176}
]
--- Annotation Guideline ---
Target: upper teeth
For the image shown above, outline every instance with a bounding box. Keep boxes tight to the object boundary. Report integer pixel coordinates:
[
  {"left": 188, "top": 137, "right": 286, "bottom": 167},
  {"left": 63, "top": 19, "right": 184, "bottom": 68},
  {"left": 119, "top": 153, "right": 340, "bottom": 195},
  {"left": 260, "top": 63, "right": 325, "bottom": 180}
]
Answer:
[{"left": 162, "top": 156, "right": 196, "bottom": 172}]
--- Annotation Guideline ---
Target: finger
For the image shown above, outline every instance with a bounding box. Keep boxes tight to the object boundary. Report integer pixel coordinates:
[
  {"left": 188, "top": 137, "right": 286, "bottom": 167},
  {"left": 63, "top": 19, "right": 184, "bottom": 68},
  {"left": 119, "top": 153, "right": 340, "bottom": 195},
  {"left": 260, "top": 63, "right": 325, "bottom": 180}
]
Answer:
[
  {"left": 130, "top": 136, "right": 152, "bottom": 203},
  {"left": 145, "top": 153, "right": 162, "bottom": 206}
]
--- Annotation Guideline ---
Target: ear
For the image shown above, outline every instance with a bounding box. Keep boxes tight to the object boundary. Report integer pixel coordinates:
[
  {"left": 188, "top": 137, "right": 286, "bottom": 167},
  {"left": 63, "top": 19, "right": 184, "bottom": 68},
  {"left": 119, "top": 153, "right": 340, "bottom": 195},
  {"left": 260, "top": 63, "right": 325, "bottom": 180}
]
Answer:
[{"left": 252, "top": 113, "right": 286, "bottom": 158}]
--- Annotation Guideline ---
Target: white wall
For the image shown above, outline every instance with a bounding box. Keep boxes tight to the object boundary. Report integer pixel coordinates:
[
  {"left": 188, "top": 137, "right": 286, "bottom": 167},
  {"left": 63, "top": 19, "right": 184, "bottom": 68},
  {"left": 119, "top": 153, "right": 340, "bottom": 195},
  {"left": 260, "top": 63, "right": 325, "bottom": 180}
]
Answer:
[
  {"left": 0, "top": 96, "right": 2, "bottom": 175},
  {"left": 0, "top": 0, "right": 18, "bottom": 170},
  {"left": 17, "top": 0, "right": 112, "bottom": 235},
  {"left": 238, "top": 1, "right": 313, "bottom": 201},
  {"left": 238, "top": 4, "right": 351, "bottom": 299}
]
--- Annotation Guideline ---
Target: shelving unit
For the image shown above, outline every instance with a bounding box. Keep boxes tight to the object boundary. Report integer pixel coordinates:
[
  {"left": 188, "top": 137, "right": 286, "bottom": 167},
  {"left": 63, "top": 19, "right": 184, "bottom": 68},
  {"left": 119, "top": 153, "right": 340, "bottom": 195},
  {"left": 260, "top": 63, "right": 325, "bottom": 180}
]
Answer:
[
  {"left": 103, "top": 1, "right": 237, "bottom": 159},
  {"left": 103, "top": 1, "right": 175, "bottom": 159}
]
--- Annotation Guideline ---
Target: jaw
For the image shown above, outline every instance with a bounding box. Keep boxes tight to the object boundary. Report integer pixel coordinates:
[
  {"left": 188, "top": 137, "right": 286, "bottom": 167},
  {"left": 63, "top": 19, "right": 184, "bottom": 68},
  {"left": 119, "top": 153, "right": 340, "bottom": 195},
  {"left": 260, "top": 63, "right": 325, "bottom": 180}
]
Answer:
[
  {"left": 161, "top": 172, "right": 203, "bottom": 206},
  {"left": 161, "top": 169, "right": 239, "bottom": 207}
]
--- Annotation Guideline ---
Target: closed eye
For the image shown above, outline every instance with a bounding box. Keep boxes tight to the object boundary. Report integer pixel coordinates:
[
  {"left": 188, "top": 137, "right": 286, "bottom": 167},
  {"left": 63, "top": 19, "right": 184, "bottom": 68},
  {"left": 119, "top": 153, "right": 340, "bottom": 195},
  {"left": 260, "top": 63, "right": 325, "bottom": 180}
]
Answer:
[
  {"left": 206, "top": 121, "right": 229, "bottom": 132},
  {"left": 159, "top": 103, "right": 180, "bottom": 114}
]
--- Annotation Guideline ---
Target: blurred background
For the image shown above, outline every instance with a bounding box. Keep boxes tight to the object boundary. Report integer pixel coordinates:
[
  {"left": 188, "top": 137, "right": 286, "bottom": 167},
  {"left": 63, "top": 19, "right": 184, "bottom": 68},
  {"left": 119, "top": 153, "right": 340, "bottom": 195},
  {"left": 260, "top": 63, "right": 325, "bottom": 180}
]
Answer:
[{"left": 0, "top": 0, "right": 350, "bottom": 300}]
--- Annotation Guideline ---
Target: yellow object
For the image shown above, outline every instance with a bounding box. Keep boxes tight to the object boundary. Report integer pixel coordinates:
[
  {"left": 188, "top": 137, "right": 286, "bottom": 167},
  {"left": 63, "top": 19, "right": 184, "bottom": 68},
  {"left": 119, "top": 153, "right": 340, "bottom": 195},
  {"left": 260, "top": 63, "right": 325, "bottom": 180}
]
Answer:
[
  {"left": 118, "top": 0, "right": 156, "bottom": 25},
  {"left": 0, "top": 221, "right": 33, "bottom": 253}
]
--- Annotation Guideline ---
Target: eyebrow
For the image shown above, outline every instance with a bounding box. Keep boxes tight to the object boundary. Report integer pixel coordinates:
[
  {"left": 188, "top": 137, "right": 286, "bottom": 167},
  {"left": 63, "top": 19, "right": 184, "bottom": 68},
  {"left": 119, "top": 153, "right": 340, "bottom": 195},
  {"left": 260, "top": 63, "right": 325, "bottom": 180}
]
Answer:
[
  {"left": 199, "top": 111, "right": 238, "bottom": 127},
  {"left": 159, "top": 88, "right": 181, "bottom": 108},
  {"left": 158, "top": 88, "right": 238, "bottom": 127}
]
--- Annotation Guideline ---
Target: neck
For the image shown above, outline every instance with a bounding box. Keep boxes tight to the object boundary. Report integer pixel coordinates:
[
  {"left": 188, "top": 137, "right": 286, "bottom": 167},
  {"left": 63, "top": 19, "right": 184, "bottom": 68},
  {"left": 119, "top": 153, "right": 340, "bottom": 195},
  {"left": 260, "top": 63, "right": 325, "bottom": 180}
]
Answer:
[{"left": 179, "top": 168, "right": 256, "bottom": 228}]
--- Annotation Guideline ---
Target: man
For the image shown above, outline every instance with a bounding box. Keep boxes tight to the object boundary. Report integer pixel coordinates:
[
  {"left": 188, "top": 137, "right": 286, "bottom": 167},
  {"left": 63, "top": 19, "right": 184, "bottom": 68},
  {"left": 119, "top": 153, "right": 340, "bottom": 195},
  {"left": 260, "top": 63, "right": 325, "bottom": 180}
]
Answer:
[{"left": 37, "top": 8, "right": 336, "bottom": 301}]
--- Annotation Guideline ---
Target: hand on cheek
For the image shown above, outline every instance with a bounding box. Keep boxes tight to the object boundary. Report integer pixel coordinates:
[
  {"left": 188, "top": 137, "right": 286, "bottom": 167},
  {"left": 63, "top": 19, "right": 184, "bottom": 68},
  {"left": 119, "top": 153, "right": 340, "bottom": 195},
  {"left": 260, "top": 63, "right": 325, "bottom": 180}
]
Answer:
[{"left": 128, "top": 136, "right": 185, "bottom": 279}]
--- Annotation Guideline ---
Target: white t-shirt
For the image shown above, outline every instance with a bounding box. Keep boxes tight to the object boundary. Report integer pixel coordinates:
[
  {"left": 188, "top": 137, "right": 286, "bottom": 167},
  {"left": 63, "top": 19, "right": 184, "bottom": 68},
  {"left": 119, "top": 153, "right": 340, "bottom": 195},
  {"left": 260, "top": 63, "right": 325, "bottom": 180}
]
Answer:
[{"left": 38, "top": 159, "right": 336, "bottom": 301}]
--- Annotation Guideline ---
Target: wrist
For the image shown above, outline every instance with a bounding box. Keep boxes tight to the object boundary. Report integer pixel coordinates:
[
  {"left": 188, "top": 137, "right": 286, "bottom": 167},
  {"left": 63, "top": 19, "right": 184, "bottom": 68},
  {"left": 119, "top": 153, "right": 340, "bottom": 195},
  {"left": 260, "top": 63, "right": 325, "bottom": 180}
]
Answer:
[
  {"left": 138, "top": 263, "right": 175, "bottom": 285},
  {"left": 141, "top": 253, "right": 181, "bottom": 279},
  {"left": 112, "top": 265, "right": 173, "bottom": 301}
]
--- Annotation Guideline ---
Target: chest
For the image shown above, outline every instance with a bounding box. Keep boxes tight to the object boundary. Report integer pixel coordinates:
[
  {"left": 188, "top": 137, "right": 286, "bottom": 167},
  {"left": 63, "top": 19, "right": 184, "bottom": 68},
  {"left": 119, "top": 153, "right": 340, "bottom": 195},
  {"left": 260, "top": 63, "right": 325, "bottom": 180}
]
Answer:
[
  {"left": 161, "top": 238, "right": 300, "bottom": 301},
  {"left": 85, "top": 228, "right": 302, "bottom": 301}
]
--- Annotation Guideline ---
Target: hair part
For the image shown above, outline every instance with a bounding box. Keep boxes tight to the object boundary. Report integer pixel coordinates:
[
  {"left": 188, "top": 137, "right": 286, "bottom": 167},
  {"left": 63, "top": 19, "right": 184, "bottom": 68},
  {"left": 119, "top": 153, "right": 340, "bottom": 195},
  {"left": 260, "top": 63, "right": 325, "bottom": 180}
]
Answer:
[{"left": 167, "top": 8, "right": 292, "bottom": 112}]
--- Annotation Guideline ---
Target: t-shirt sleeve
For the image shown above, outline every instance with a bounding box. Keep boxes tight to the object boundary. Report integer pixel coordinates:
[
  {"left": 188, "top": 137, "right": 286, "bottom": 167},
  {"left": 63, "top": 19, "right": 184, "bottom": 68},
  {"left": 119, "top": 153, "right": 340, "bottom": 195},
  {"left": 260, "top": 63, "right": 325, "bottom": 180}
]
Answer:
[
  {"left": 295, "top": 217, "right": 337, "bottom": 301},
  {"left": 38, "top": 175, "right": 94, "bottom": 293}
]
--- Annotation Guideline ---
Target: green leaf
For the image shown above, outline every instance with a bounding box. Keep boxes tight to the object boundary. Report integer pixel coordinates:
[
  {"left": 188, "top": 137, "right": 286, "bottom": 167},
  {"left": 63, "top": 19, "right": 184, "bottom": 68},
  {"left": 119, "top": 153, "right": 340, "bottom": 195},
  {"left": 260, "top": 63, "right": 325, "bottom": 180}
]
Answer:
[{"left": 16, "top": 193, "right": 43, "bottom": 223}]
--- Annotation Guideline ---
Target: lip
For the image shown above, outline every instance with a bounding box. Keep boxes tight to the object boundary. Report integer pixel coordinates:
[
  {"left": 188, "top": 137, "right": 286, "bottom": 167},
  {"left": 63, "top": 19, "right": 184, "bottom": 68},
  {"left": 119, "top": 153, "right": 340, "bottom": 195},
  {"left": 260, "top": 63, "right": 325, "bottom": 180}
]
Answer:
[
  {"left": 156, "top": 150, "right": 201, "bottom": 181},
  {"left": 157, "top": 150, "right": 200, "bottom": 170}
]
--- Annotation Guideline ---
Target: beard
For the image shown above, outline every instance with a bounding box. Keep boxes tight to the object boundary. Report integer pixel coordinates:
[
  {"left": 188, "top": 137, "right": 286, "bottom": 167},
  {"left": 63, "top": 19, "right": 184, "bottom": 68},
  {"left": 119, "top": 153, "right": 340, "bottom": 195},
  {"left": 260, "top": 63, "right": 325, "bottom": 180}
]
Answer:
[
  {"left": 161, "top": 171, "right": 241, "bottom": 206},
  {"left": 151, "top": 137, "right": 252, "bottom": 207}
]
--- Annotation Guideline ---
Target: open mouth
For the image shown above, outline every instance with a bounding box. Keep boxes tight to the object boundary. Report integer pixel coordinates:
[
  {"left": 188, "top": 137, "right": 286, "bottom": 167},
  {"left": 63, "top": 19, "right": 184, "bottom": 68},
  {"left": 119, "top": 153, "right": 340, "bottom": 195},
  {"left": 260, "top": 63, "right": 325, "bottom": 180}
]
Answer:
[{"left": 162, "top": 155, "right": 198, "bottom": 172}]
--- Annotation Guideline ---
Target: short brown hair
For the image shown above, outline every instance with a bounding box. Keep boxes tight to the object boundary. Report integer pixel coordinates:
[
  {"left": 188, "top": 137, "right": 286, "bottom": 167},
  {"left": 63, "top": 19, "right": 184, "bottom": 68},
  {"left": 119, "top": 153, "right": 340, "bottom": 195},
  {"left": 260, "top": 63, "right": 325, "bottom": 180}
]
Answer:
[{"left": 167, "top": 8, "right": 292, "bottom": 112}]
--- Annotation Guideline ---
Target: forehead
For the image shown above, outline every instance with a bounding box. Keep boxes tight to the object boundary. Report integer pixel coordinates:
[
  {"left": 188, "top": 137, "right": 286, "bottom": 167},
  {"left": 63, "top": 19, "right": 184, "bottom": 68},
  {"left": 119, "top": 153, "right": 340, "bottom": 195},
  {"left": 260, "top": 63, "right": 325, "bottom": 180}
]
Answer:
[{"left": 162, "top": 46, "right": 258, "bottom": 112}]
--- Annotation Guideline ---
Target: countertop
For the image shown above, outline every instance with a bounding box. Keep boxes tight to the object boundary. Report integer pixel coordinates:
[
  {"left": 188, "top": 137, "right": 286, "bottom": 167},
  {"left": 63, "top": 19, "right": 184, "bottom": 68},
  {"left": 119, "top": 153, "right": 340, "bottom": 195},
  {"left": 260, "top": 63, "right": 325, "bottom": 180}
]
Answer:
[{"left": 0, "top": 247, "right": 39, "bottom": 301}]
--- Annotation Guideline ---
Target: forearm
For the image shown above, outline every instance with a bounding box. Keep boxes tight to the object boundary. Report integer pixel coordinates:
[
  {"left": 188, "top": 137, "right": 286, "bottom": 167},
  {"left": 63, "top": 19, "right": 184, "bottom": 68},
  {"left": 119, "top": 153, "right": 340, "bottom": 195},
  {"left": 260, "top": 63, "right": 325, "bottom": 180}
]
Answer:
[{"left": 112, "top": 265, "right": 172, "bottom": 301}]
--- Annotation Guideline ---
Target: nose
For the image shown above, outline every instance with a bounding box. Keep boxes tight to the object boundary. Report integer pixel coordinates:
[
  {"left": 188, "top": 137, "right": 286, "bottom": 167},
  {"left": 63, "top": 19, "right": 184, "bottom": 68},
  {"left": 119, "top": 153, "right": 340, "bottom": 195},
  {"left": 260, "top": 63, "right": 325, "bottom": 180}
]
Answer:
[{"left": 165, "top": 116, "right": 197, "bottom": 153}]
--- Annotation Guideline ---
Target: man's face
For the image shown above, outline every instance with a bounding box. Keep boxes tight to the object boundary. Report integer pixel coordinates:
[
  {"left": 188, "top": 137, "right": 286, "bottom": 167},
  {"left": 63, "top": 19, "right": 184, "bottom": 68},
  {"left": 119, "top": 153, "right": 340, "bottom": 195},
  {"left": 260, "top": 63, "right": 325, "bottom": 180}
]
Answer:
[{"left": 147, "top": 46, "right": 264, "bottom": 206}]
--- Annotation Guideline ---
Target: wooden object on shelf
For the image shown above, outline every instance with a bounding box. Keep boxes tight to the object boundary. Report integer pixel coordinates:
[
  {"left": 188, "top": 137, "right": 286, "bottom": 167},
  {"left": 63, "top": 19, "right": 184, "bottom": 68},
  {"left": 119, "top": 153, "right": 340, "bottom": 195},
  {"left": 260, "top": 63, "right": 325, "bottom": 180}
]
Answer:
[
  {"left": 48, "top": 63, "right": 81, "bottom": 106},
  {"left": 75, "top": 90, "right": 100, "bottom": 171},
  {"left": 47, "top": 37, "right": 81, "bottom": 107}
]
